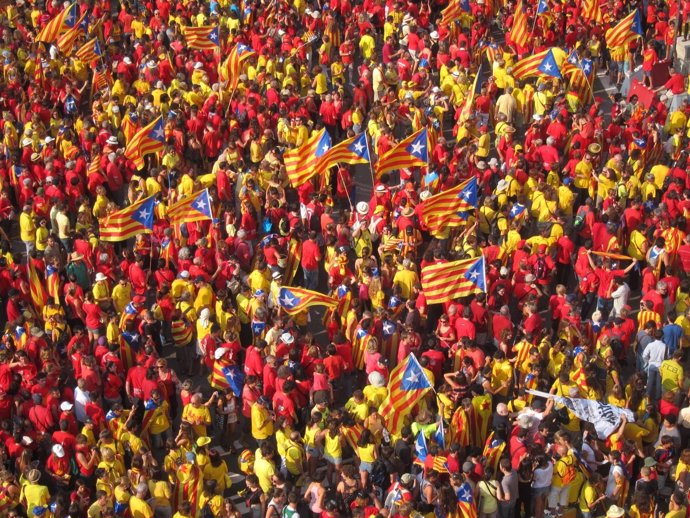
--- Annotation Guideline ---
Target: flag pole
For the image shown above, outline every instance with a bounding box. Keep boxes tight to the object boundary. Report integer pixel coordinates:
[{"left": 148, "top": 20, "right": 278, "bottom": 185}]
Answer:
[{"left": 363, "top": 131, "right": 376, "bottom": 188}]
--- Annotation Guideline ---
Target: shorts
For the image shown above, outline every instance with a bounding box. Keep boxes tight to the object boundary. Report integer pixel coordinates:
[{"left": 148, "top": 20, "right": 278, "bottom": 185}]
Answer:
[
  {"left": 306, "top": 446, "right": 322, "bottom": 458},
  {"left": 324, "top": 454, "right": 342, "bottom": 466},
  {"left": 359, "top": 461, "right": 373, "bottom": 473},
  {"left": 532, "top": 486, "right": 549, "bottom": 497},
  {"left": 547, "top": 484, "right": 571, "bottom": 508},
  {"left": 87, "top": 326, "right": 100, "bottom": 336}
]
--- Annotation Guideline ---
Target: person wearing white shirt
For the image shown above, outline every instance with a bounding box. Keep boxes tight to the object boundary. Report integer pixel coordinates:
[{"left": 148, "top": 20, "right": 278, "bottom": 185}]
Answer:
[
  {"left": 610, "top": 277, "right": 631, "bottom": 317},
  {"left": 73, "top": 378, "right": 92, "bottom": 423},
  {"left": 642, "top": 329, "right": 668, "bottom": 401}
]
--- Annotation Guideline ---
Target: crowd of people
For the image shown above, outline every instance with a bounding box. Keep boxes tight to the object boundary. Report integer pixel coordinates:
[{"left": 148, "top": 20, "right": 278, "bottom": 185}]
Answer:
[{"left": 0, "top": 0, "right": 689, "bottom": 518}]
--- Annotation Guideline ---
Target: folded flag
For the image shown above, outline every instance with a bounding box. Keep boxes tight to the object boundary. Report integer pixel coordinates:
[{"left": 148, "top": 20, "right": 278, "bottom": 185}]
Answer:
[
  {"left": 278, "top": 286, "right": 338, "bottom": 315},
  {"left": 379, "top": 353, "right": 432, "bottom": 434},
  {"left": 220, "top": 43, "right": 256, "bottom": 89},
  {"left": 415, "top": 431, "right": 428, "bottom": 462},
  {"left": 420, "top": 176, "right": 478, "bottom": 234},
  {"left": 167, "top": 189, "right": 214, "bottom": 226},
  {"left": 510, "top": 0, "right": 529, "bottom": 49},
  {"left": 421, "top": 256, "right": 486, "bottom": 304},
  {"left": 75, "top": 37, "right": 102, "bottom": 63},
  {"left": 284, "top": 128, "right": 332, "bottom": 187},
  {"left": 56, "top": 11, "right": 88, "bottom": 53},
  {"left": 124, "top": 116, "right": 166, "bottom": 170},
  {"left": 27, "top": 261, "right": 48, "bottom": 312},
  {"left": 375, "top": 128, "right": 428, "bottom": 177},
  {"left": 99, "top": 195, "right": 156, "bottom": 242}
]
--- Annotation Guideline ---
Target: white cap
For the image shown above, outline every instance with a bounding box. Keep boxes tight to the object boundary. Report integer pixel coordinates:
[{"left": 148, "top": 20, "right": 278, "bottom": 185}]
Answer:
[
  {"left": 496, "top": 179, "right": 509, "bottom": 192},
  {"left": 123, "top": 56, "right": 132, "bottom": 64},
  {"left": 356, "top": 201, "right": 369, "bottom": 215},
  {"left": 280, "top": 332, "right": 294, "bottom": 344},
  {"left": 180, "top": 271, "right": 190, "bottom": 279},
  {"left": 60, "top": 401, "right": 73, "bottom": 411},
  {"left": 44, "top": 136, "right": 55, "bottom": 144},
  {"left": 95, "top": 272, "right": 107, "bottom": 282},
  {"left": 214, "top": 348, "right": 226, "bottom": 360},
  {"left": 106, "top": 136, "right": 118, "bottom": 145},
  {"left": 52, "top": 444, "right": 65, "bottom": 458},
  {"left": 194, "top": 61, "right": 204, "bottom": 69},
  {"left": 419, "top": 190, "right": 432, "bottom": 201}
]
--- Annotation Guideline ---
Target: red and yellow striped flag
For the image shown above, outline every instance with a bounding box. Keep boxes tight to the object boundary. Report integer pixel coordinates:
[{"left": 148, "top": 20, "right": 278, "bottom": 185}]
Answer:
[
  {"left": 27, "top": 260, "right": 48, "bottom": 312},
  {"left": 510, "top": 0, "right": 529, "bottom": 49},
  {"left": 581, "top": 0, "right": 604, "bottom": 23},
  {"left": 75, "top": 37, "right": 102, "bottom": 63},
  {"left": 284, "top": 128, "right": 332, "bottom": 187},
  {"left": 420, "top": 256, "right": 486, "bottom": 305},
  {"left": 606, "top": 9, "right": 643, "bottom": 49},
  {"left": 182, "top": 26, "right": 220, "bottom": 51},
  {"left": 379, "top": 354, "right": 432, "bottom": 434},
  {"left": 220, "top": 43, "right": 256, "bottom": 89},
  {"left": 420, "top": 176, "right": 477, "bottom": 234},
  {"left": 35, "top": 3, "right": 79, "bottom": 43},
  {"left": 56, "top": 10, "right": 87, "bottom": 53},
  {"left": 124, "top": 116, "right": 165, "bottom": 169}
]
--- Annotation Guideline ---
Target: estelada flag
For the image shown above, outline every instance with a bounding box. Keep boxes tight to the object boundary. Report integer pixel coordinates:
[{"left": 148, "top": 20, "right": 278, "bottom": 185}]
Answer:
[
  {"left": 166, "top": 189, "right": 214, "bottom": 226},
  {"left": 278, "top": 287, "right": 338, "bottom": 315},
  {"left": 182, "top": 26, "right": 220, "bottom": 51},
  {"left": 606, "top": 9, "right": 643, "bottom": 49},
  {"left": 420, "top": 256, "right": 486, "bottom": 305},
  {"left": 124, "top": 116, "right": 166, "bottom": 170},
  {"left": 509, "top": 0, "right": 529, "bottom": 49},
  {"left": 35, "top": 2, "right": 78, "bottom": 43},
  {"left": 284, "top": 128, "right": 332, "bottom": 187},
  {"left": 374, "top": 128, "right": 428, "bottom": 177},
  {"left": 420, "top": 176, "right": 478, "bottom": 234},
  {"left": 379, "top": 353, "right": 432, "bottom": 434},
  {"left": 99, "top": 196, "right": 156, "bottom": 242},
  {"left": 27, "top": 260, "right": 48, "bottom": 312}
]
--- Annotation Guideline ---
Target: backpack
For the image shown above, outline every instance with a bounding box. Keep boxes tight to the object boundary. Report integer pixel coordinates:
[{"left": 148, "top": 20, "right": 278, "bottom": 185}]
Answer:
[
  {"left": 370, "top": 458, "right": 390, "bottom": 490},
  {"left": 573, "top": 206, "right": 588, "bottom": 231},
  {"left": 534, "top": 255, "right": 548, "bottom": 280}
]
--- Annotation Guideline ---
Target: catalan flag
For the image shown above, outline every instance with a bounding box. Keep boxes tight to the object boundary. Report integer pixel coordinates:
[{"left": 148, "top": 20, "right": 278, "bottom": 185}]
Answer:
[
  {"left": 46, "top": 264, "right": 60, "bottom": 304},
  {"left": 314, "top": 132, "right": 370, "bottom": 177},
  {"left": 420, "top": 256, "right": 486, "bottom": 305},
  {"left": 210, "top": 361, "right": 245, "bottom": 396},
  {"left": 536, "top": 49, "right": 562, "bottom": 79},
  {"left": 581, "top": 0, "right": 604, "bottom": 23},
  {"left": 414, "top": 430, "right": 428, "bottom": 463},
  {"left": 56, "top": 11, "right": 88, "bottom": 53},
  {"left": 606, "top": 9, "right": 643, "bottom": 49},
  {"left": 27, "top": 260, "right": 48, "bottom": 312},
  {"left": 510, "top": 0, "right": 529, "bottom": 49},
  {"left": 440, "top": 0, "right": 464, "bottom": 25},
  {"left": 458, "top": 63, "right": 483, "bottom": 124},
  {"left": 278, "top": 287, "right": 338, "bottom": 315},
  {"left": 35, "top": 3, "right": 79, "bottom": 43},
  {"left": 420, "top": 176, "right": 478, "bottom": 234},
  {"left": 124, "top": 116, "right": 165, "bottom": 170},
  {"left": 433, "top": 420, "right": 446, "bottom": 449},
  {"left": 374, "top": 128, "right": 428, "bottom": 177},
  {"left": 182, "top": 26, "right": 220, "bottom": 51},
  {"left": 563, "top": 52, "right": 593, "bottom": 104},
  {"left": 483, "top": 432, "right": 507, "bottom": 473},
  {"left": 220, "top": 43, "right": 256, "bottom": 89},
  {"left": 284, "top": 128, "right": 332, "bottom": 187},
  {"left": 512, "top": 47, "right": 567, "bottom": 79},
  {"left": 283, "top": 239, "right": 303, "bottom": 286},
  {"left": 75, "top": 37, "right": 102, "bottom": 63},
  {"left": 379, "top": 353, "right": 432, "bottom": 434},
  {"left": 536, "top": 0, "right": 549, "bottom": 13},
  {"left": 457, "top": 483, "right": 478, "bottom": 518},
  {"left": 167, "top": 189, "right": 214, "bottom": 226},
  {"left": 92, "top": 68, "right": 113, "bottom": 93},
  {"left": 99, "top": 196, "right": 156, "bottom": 242}
]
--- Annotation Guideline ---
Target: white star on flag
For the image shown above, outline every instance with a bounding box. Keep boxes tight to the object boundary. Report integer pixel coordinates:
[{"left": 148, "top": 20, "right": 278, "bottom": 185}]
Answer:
[
  {"left": 280, "top": 293, "right": 297, "bottom": 307},
  {"left": 152, "top": 127, "right": 165, "bottom": 140},
  {"left": 194, "top": 199, "right": 207, "bottom": 212},
  {"left": 405, "top": 370, "right": 420, "bottom": 385},
  {"left": 353, "top": 142, "right": 365, "bottom": 153},
  {"left": 468, "top": 270, "right": 479, "bottom": 280},
  {"left": 542, "top": 63, "right": 552, "bottom": 72},
  {"left": 410, "top": 141, "right": 424, "bottom": 156},
  {"left": 383, "top": 322, "right": 395, "bottom": 335},
  {"left": 137, "top": 208, "right": 151, "bottom": 220}
]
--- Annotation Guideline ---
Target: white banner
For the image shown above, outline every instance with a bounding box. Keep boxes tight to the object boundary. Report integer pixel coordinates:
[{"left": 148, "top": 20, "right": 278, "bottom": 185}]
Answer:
[{"left": 526, "top": 389, "right": 635, "bottom": 439}]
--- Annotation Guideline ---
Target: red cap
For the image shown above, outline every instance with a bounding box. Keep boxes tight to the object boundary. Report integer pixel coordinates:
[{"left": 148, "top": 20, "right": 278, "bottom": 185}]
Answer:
[
  {"left": 538, "top": 244, "right": 547, "bottom": 253},
  {"left": 133, "top": 295, "right": 146, "bottom": 304}
]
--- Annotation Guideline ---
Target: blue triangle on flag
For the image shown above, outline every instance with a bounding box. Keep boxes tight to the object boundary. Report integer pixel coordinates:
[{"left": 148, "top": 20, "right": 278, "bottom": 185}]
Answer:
[
  {"left": 131, "top": 197, "right": 155, "bottom": 228},
  {"left": 463, "top": 256, "right": 486, "bottom": 291},
  {"left": 315, "top": 131, "right": 332, "bottom": 158},
  {"left": 406, "top": 129, "right": 428, "bottom": 161},
  {"left": 537, "top": 49, "right": 562, "bottom": 79},
  {"left": 346, "top": 133, "right": 369, "bottom": 160}
]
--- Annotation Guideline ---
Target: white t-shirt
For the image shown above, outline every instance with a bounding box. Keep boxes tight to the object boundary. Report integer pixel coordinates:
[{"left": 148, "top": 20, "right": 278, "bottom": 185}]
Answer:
[{"left": 532, "top": 462, "right": 553, "bottom": 489}]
